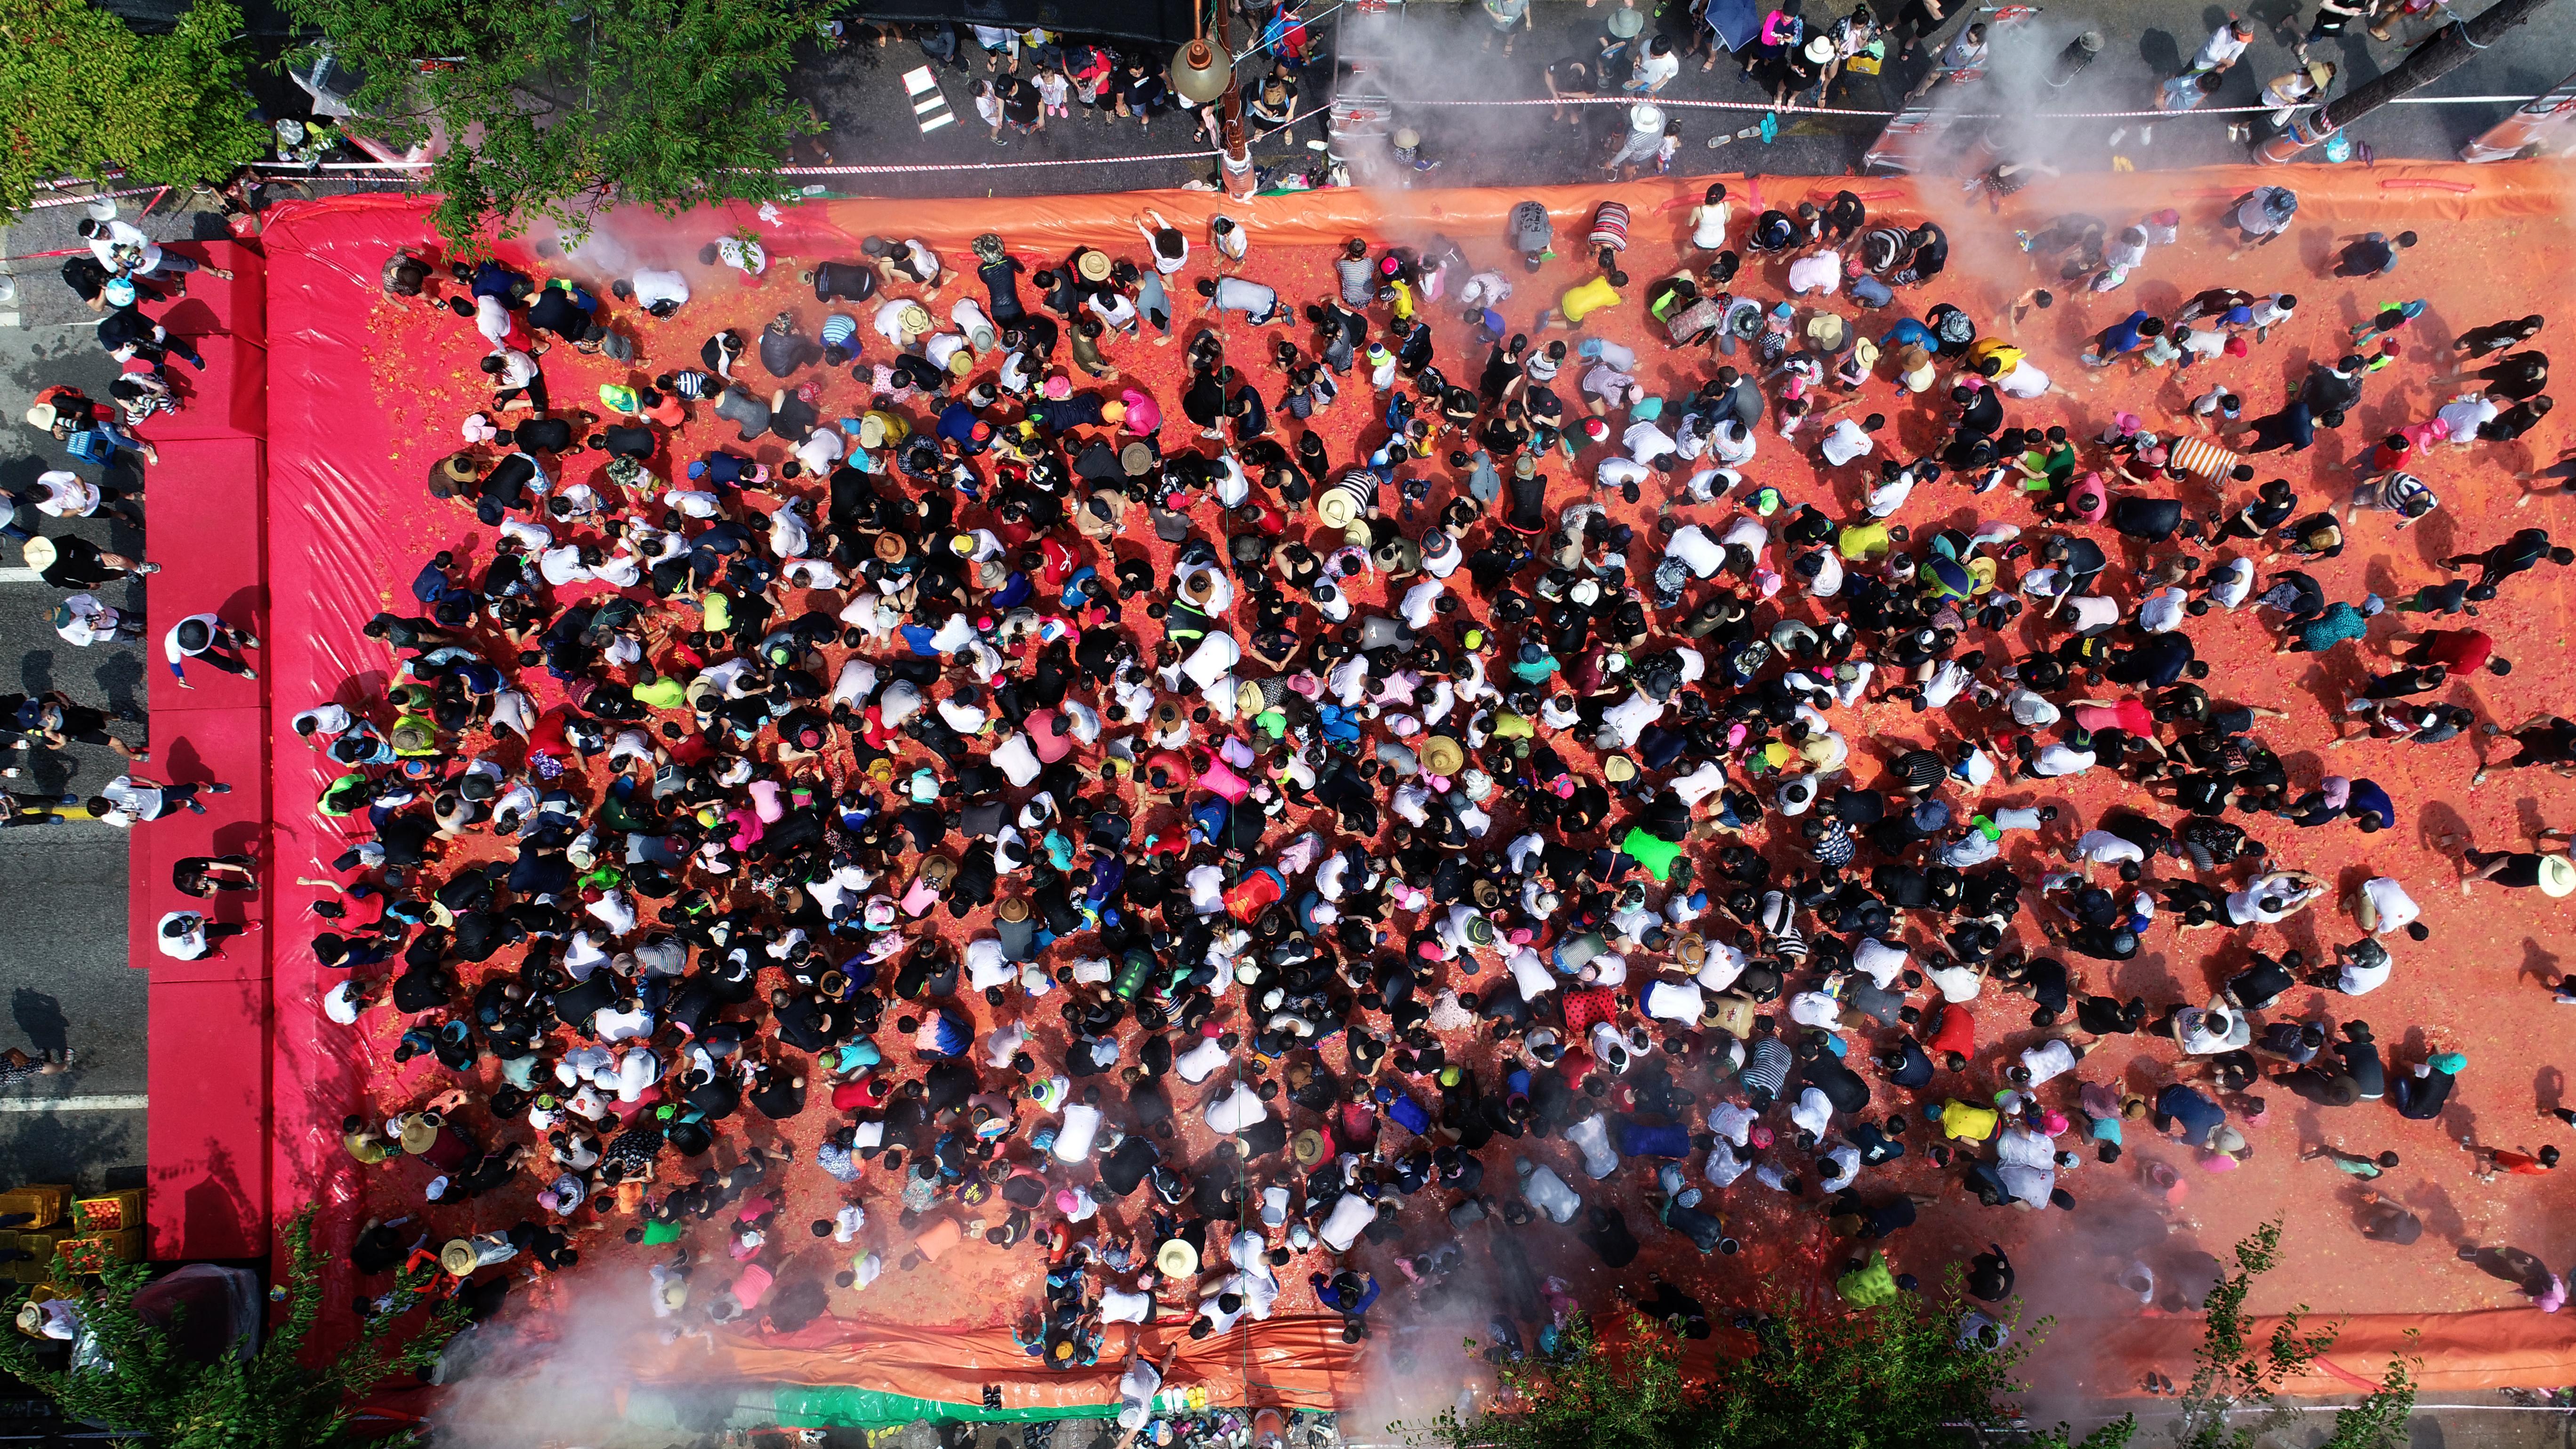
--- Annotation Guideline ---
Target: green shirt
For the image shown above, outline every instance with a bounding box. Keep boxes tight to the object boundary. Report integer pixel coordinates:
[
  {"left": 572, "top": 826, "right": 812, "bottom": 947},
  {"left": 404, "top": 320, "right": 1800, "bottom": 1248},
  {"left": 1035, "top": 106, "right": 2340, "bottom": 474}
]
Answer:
[{"left": 632, "top": 676, "right": 686, "bottom": 711}]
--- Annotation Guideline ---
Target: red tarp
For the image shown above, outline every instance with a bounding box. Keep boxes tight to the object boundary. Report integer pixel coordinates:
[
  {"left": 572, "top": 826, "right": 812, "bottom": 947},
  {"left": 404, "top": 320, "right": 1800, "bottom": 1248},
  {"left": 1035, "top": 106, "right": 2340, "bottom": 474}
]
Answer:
[{"left": 194, "top": 164, "right": 2576, "bottom": 1406}]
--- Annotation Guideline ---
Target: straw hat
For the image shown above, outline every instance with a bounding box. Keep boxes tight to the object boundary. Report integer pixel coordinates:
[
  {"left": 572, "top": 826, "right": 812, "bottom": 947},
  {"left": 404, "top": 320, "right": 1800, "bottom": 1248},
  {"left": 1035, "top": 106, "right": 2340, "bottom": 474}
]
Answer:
[
  {"left": 400, "top": 1115, "right": 440, "bottom": 1153},
  {"left": 1603, "top": 754, "right": 1638, "bottom": 784},
  {"left": 439, "top": 1239, "right": 481, "bottom": 1276},
  {"left": 1291, "top": 1129, "right": 1329, "bottom": 1166},
  {"left": 2541, "top": 854, "right": 2576, "bottom": 898},
  {"left": 1181, "top": 570, "right": 1217, "bottom": 604},
  {"left": 19, "top": 537, "right": 56, "bottom": 571},
  {"left": 874, "top": 532, "right": 910, "bottom": 563},
  {"left": 1421, "top": 734, "right": 1466, "bottom": 778},
  {"left": 997, "top": 896, "right": 1031, "bottom": 923},
  {"left": 897, "top": 303, "right": 933, "bottom": 335},
  {"left": 918, "top": 856, "right": 957, "bottom": 892},
  {"left": 1236, "top": 678, "right": 1273, "bottom": 716},
  {"left": 1074, "top": 248, "right": 1113, "bottom": 282},
  {"left": 857, "top": 414, "right": 888, "bottom": 448},
  {"left": 1315, "top": 485, "right": 1362, "bottom": 531},
  {"left": 1155, "top": 1237, "right": 1199, "bottom": 1277},
  {"left": 1674, "top": 933, "right": 1709, "bottom": 969},
  {"left": 1470, "top": 877, "right": 1503, "bottom": 911}
]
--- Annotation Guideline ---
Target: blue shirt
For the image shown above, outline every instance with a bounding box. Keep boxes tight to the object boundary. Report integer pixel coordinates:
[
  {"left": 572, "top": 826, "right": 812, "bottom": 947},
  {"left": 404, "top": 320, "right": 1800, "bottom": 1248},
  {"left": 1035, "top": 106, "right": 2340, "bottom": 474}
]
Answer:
[{"left": 2101, "top": 311, "right": 2150, "bottom": 354}]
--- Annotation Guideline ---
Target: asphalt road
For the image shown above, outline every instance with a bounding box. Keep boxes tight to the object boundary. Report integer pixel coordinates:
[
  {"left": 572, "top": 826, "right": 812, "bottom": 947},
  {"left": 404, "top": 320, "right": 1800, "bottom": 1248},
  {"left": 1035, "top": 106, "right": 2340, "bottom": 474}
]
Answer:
[
  {"left": 794, "top": 0, "right": 2576, "bottom": 200},
  {"left": 0, "top": 230, "right": 157, "bottom": 1191}
]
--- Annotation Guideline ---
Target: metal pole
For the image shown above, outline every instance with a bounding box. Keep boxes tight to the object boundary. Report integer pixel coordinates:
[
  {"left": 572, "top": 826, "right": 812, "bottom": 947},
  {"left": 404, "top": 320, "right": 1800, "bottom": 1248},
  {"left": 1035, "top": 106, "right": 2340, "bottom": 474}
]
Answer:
[{"left": 2255, "top": 0, "right": 2555, "bottom": 161}]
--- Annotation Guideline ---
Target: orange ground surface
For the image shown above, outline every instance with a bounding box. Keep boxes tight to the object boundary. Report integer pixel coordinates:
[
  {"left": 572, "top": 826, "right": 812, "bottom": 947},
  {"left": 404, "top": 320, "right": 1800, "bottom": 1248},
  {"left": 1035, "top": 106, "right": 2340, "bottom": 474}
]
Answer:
[{"left": 255, "top": 162, "right": 2576, "bottom": 1411}]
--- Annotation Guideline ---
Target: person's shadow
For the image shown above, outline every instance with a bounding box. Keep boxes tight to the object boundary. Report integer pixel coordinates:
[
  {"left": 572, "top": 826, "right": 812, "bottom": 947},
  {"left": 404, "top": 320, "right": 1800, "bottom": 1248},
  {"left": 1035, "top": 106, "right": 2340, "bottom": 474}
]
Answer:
[
  {"left": 10, "top": 989, "right": 68, "bottom": 1056},
  {"left": 2138, "top": 27, "right": 2183, "bottom": 77}
]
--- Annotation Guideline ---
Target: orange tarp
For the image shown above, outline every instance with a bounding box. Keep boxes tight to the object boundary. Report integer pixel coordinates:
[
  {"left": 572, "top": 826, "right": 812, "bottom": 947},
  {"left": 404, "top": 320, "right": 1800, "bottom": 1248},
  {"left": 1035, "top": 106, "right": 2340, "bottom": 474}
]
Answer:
[
  {"left": 675, "top": 160, "right": 2576, "bottom": 256},
  {"left": 625, "top": 1312, "right": 1368, "bottom": 1410}
]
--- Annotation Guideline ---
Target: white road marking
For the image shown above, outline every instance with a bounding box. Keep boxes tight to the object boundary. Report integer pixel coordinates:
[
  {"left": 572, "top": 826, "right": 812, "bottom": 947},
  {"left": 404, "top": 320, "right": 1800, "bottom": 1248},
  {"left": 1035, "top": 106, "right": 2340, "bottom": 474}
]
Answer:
[{"left": 0, "top": 1093, "right": 147, "bottom": 1113}]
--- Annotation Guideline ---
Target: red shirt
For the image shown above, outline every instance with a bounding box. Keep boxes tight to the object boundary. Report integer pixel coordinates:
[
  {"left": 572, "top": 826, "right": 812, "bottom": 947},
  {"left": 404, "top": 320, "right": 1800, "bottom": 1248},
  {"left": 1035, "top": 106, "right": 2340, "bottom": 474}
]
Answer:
[
  {"left": 1928, "top": 1001, "right": 1977, "bottom": 1059},
  {"left": 2422, "top": 629, "right": 2492, "bottom": 672}
]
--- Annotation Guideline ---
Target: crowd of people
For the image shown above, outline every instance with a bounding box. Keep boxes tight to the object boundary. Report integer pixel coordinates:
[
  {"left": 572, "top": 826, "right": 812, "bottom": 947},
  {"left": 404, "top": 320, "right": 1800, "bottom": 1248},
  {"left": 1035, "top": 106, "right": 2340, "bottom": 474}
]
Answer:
[{"left": 22, "top": 157, "right": 2576, "bottom": 1401}]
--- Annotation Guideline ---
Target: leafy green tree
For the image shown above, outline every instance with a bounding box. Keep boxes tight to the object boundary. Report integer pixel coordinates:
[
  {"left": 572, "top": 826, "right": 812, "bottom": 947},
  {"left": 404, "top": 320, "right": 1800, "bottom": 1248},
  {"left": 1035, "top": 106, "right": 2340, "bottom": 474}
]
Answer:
[
  {"left": 2169, "top": 1221, "right": 2419, "bottom": 1449},
  {"left": 0, "top": 1206, "right": 467, "bottom": 1449},
  {"left": 277, "top": 0, "right": 828, "bottom": 247},
  {"left": 0, "top": 0, "right": 271, "bottom": 213},
  {"left": 1405, "top": 1291, "right": 2132, "bottom": 1449},
  {"left": 1405, "top": 1224, "right": 2417, "bottom": 1449}
]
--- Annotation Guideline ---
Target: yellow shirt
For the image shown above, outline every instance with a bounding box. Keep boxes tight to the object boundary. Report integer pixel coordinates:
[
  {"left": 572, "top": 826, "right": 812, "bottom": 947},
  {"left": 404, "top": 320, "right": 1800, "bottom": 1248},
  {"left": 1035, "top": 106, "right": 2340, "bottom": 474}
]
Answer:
[
  {"left": 1941, "top": 1099, "right": 2000, "bottom": 1141},
  {"left": 1559, "top": 275, "right": 1623, "bottom": 324},
  {"left": 1837, "top": 521, "right": 1892, "bottom": 561}
]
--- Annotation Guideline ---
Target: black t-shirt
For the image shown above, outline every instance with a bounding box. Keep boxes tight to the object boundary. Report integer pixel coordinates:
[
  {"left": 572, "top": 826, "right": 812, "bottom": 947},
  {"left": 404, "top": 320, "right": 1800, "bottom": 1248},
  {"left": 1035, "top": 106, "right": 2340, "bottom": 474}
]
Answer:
[
  {"left": 2111, "top": 495, "right": 2184, "bottom": 540},
  {"left": 748, "top": 1071, "right": 805, "bottom": 1119},
  {"left": 1099, "top": 1134, "right": 1157, "bottom": 1195}
]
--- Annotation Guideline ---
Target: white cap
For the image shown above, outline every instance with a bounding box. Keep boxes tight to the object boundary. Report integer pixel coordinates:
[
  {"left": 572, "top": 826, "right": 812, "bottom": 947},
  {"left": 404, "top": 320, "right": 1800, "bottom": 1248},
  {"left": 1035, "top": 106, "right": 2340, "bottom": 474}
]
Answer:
[{"left": 1631, "top": 103, "right": 1663, "bottom": 133}]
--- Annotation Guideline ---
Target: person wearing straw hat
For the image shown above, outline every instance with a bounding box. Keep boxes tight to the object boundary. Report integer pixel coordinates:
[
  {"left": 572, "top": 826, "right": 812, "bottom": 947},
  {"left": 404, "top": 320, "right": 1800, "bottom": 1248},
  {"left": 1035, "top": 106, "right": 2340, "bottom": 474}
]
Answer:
[
  {"left": 19, "top": 534, "right": 156, "bottom": 589},
  {"left": 2459, "top": 832, "right": 2576, "bottom": 897},
  {"left": 1603, "top": 102, "right": 1666, "bottom": 179}
]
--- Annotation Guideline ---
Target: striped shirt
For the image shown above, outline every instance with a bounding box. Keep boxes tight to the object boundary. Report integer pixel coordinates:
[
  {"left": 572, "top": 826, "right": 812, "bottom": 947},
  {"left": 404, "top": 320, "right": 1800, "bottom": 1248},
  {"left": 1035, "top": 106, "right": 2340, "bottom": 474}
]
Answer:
[
  {"left": 2167, "top": 434, "right": 2243, "bottom": 481},
  {"left": 1587, "top": 201, "right": 1631, "bottom": 253},
  {"left": 1742, "top": 1038, "right": 1793, "bottom": 1100}
]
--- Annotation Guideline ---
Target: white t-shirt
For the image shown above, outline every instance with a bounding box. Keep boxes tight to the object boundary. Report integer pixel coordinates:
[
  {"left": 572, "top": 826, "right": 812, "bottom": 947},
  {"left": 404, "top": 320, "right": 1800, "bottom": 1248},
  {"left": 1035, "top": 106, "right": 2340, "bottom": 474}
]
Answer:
[
  {"left": 2339, "top": 953, "right": 2393, "bottom": 995},
  {"left": 324, "top": 979, "right": 364, "bottom": 1025},
  {"left": 99, "top": 775, "right": 164, "bottom": 826},
  {"left": 1117, "top": 1357, "right": 1163, "bottom": 1426},
  {"left": 2031, "top": 744, "right": 2096, "bottom": 778},
  {"left": 156, "top": 911, "right": 210, "bottom": 959},
  {"left": 1689, "top": 201, "right": 1731, "bottom": 250},
  {"left": 88, "top": 219, "right": 160, "bottom": 273},
  {"left": 631, "top": 268, "right": 689, "bottom": 310},
  {"left": 1787, "top": 252, "right": 1841, "bottom": 296},
  {"left": 1928, "top": 961, "right": 1983, "bottom": 1002},
  {"left": 1820, "top": 419, "right": 1874, "bottom": 467},
  {"left": 2361, "top": 877, "right": 2419, "bottom": 934},
  {"left": 2074, "top": 829, "right": 2145, "bottom": 865}
]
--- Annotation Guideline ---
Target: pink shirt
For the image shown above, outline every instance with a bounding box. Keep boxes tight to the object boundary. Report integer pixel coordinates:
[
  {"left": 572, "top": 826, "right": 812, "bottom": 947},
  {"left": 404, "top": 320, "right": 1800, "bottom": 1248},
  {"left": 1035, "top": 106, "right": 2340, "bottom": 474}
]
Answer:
[{"left": 1119, "top": 389, "right": 1162, "bottom": 435}]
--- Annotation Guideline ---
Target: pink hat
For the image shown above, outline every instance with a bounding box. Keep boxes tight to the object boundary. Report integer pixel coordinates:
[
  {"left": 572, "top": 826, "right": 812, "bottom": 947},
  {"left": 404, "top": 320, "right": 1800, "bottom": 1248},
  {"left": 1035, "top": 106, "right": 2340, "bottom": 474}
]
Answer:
[
  {"left": 1747, "top": 1124, "right": 1775, "bottom": 1149},
  {"left": 1043, "top": 374, "right": 1072, "bottom": 399},
  {"left": 2320, "top": 776, "right": 2352, "bottom": 808}
]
